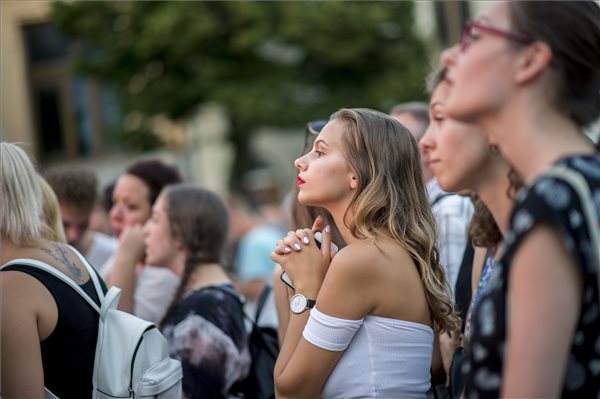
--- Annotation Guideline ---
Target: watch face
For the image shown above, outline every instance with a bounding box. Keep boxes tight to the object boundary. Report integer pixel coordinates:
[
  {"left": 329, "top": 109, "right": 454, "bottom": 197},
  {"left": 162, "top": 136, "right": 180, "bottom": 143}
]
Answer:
[{"left": 290, "top": 294, "right": 308, "bottom": 314}]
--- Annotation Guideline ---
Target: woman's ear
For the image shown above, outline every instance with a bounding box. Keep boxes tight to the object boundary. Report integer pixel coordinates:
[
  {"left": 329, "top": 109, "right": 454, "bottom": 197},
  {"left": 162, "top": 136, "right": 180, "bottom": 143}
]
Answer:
[
  {"left": 350, "top": 175, "right": 358, "bottom": 190},
  {"left": 514, "top": 41, "right": 553, "bottom": 85},
  {"left": 173, "top": 238, "right": 186, "bottom": 251}
]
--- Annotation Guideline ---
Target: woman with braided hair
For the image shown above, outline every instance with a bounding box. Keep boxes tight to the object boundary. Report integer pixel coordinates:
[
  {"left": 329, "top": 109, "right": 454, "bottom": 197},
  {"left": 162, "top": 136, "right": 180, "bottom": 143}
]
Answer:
[{"left": 143, "top": 184, "right": 250, "bottom": 399}]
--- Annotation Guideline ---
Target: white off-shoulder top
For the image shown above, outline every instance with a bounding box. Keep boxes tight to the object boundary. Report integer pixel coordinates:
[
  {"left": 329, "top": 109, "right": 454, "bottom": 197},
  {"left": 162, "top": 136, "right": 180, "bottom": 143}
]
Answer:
[{"left": 303, "top": 307, "right": 433, "bottom": 399}]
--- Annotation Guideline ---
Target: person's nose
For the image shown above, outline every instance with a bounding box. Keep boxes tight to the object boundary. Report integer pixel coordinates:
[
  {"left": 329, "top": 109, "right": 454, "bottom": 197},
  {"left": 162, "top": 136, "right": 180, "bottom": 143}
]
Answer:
[
  {"left": 419, "top": 125, "right": 437, "bottom": 155},
  {"left": 142, "top": 220, "right": 150, "bottom": 237},
  {"left": 294, "top": 154, "right": 308, "bottom": 171},
  {"left": 109, "top": 203, "right": 123, "bottom": 224},
  {"left": 441, "top": 44, "right": 459, "bottom": 68}
]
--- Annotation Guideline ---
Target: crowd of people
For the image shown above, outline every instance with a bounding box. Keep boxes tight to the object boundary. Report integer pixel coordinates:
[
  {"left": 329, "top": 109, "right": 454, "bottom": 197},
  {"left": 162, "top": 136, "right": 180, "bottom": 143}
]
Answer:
[{"left": 1, "top": 1, "right": 599, "bottom": 398}]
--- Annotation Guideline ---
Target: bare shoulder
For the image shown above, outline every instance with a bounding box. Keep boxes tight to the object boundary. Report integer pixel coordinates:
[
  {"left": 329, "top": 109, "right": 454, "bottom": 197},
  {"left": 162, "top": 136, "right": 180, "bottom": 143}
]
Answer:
[
  {"left": 318, "top": 238, "right": 420, "bottom": 319},
  {"left": 328, "top": 238, "right": 414, "bottom": 280},
  {"left": 14, "top": 241, "right": 90, "bottom": 284}
]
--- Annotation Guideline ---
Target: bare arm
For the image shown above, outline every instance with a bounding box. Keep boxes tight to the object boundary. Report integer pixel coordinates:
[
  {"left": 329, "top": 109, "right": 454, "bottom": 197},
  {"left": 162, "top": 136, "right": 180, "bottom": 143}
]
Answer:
[
  {"left": 272, "top": 264, "right": 292, "bottom": 345},
  {"left": 1, "top": 272, "right": 54, "bottom": 399},
  {"left": 502, "top": 225, "right": 582, "bottom": 397},
  {"left": 108, "top": 225, "right": 145, "bottom": 314},
  {"left": 271, "top": 227, "right": 376, "bottom": 398}
]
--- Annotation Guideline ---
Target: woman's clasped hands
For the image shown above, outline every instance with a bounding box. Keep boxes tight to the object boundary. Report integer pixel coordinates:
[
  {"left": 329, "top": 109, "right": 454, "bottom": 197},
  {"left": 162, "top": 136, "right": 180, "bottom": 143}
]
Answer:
[{"left": 271, "top": 216, "right": 336, "bottom": 298}]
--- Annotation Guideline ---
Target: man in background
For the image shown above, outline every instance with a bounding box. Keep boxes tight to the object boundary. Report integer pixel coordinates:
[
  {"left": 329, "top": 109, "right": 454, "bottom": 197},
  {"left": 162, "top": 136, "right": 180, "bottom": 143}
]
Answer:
[{"left": 45, "top": 166, "right": 117, "bottom": 272}]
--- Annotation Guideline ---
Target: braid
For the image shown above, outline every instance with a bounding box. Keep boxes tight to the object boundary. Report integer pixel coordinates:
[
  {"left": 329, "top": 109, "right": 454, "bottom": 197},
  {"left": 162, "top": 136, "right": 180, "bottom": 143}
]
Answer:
[{"left": 160, "top": 258, "right": 195, "bottom": 330}]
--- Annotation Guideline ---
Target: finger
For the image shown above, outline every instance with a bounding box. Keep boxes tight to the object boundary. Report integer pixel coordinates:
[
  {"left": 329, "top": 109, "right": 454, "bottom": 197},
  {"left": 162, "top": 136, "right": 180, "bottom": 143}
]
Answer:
[
  {"left": 284, "top": 235, "right": 302, "bottom": 251},
  {"left": 274, "top": 240, "right": 292, "bottom": 255},
  {"left": 311, "top": 215, "right": 324, "bottom": 232},
  {"left": 296, "top": 229, "right": 310, "bottom": 245},
  {"left": 270, "top": 251, "right": 280, "bottom": 263}
]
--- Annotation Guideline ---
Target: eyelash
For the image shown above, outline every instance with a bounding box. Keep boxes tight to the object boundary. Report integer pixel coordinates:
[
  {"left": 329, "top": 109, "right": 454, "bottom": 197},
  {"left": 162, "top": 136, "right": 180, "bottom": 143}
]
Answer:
[{"left": 315, "top": 150, "right": 324, "bottom": 157}]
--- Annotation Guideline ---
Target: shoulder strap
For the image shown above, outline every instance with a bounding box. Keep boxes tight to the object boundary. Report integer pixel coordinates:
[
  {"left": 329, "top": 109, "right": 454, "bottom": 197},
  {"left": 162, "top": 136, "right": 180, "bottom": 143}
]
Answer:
[
  {"left": 67, "top": 244, "right": 106, "bottom": 301},
  {"left": 210, "top": 284, "right": 264, "bottom": 324},
  {"left": 431, "top": 192, "right": 453, "bottom": 207},
  {"left": 254, "top": 284, "right": 272, "bottom": 322},
  {"left": 1, "top": 257, "right": 102, "bottom": 314},
  {"left": 546, "top": 165, "right": 600, "bottom": 303}
]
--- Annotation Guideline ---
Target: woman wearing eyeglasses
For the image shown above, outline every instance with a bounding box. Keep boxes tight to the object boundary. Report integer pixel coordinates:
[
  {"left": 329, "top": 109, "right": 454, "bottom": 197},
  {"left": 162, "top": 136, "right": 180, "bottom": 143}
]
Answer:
[{"left": 441, "top": 2, "right": 600, "bottom": 398}]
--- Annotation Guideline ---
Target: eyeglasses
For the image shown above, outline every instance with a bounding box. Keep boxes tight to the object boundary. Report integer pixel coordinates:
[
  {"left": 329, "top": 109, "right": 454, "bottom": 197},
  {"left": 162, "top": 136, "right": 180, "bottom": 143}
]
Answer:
[
  {"left": 460, "top": 20, "right": 535, "bottom": 52},
  {"left": 304, "top": 120, "right": 328, "bottom": 150}
]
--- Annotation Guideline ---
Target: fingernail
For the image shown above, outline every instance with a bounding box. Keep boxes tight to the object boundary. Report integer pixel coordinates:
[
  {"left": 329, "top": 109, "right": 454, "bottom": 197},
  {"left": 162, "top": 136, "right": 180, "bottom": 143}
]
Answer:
[
  {"left": 303, "top": 236, "right": 309, "bottom": 244},
  {"left": 325, "top": 225, "right": 331, "bottom": 232},
  {"left": 294, "top": 243, "right": 301, "bottom": 251},
  {"left": 284, "top": 247, "right": 291, "bottom": 253}
]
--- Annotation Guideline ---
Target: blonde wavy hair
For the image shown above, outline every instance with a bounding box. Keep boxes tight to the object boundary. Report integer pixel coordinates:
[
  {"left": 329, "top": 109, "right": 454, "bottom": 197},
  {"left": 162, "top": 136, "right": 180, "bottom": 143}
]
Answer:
[
  {"left": 332, "top": 108, "right": 459, "bottom": 333},
  {"left": 0, "top": 142, "right": 43, "bottom": 246},
  {"left": 38, "top": 174, "right": 67, "bottom": 243}
]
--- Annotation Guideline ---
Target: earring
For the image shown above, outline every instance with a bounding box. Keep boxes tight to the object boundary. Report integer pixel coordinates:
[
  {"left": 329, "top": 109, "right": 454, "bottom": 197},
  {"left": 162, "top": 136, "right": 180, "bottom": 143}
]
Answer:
[{"left": 489, "top": 144, "right": 500, "bottom": 155}]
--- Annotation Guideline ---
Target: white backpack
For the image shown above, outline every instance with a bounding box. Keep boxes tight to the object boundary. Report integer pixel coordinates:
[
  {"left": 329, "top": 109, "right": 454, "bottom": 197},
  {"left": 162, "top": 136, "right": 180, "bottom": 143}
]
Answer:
[{"left": 1, "top": 253, "right": 183, "bottom": 399}]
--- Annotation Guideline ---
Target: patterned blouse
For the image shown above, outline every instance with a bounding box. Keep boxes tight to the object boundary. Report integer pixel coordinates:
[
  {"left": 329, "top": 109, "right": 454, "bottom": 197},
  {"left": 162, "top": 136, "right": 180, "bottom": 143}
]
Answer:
[
  {"left": 162, "top": 285, "right": 251, "bottom": 399},
  {"left": 463, "top": 154, "right": 600, "bottom": 398}
]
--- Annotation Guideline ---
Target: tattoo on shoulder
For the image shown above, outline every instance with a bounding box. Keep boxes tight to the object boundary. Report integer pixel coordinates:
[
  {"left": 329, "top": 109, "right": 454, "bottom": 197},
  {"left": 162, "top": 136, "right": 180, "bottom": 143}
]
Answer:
[{"left": 41, "top": 245, "right": 84, "bottom": 283}]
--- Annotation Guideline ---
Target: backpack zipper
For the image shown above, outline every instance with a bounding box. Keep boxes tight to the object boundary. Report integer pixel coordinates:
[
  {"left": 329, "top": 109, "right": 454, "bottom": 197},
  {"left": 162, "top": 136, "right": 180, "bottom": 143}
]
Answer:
[{"left": 129, "top": 325, "right": 158, "bottom": 393}]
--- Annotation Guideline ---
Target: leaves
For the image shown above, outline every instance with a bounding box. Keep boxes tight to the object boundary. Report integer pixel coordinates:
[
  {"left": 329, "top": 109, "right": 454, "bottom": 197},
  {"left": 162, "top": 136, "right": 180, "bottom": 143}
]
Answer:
[{"left": 51, "top": 0, "right": 429, "bottom": 166}]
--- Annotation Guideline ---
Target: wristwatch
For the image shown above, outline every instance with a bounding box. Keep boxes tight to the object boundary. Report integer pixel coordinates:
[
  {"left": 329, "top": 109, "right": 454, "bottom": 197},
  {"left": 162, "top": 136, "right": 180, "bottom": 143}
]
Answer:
[{"left": 289, "top": 293, "right": 316, "bottom": 314}]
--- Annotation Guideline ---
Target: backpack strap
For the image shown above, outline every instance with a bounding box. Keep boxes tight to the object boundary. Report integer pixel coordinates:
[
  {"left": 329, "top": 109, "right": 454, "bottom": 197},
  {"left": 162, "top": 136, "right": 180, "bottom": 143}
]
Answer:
[
  {"left": 545, "top": 165, "right": 600, "bottom": 303},
  {"left": 1, "top": 255, "right": 102, "bottom": 314},
  {"left": 431, "top": 192, "right": 453, "bottom": 207},
  {"left": 67, "top": 244, "right": 106, "bottom": 302},
  {"left": 254, "top": 285, "right": 272, "bottom": 323},
  {"left": 210, "top": 284, "right": 265, "bottom": 323}
]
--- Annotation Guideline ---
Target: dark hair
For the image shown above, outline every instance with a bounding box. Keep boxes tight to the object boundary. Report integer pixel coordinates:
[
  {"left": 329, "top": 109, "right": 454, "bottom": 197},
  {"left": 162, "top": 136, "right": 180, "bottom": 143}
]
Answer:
[
  {"left": 125, "top": 159, "right": 182, "bottom": 206},
  {"left": 509, "top": 1, "right": 600, "bottom": 128},
  {"left": 100, "top": 180, "right": 115, "bottom": 213},
  {"left": 469, "top": 168, "right": 523, "bottom": 247},
  {"left": 159, "top": 184, "right": 229, "bottom": 328},
  {"left": 45, "top": 166, "right": 98, "bottom": 213}
]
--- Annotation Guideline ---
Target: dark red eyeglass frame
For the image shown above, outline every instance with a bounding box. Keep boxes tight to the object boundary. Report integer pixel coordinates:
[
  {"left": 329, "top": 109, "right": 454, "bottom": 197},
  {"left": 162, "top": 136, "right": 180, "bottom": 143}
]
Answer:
[{"left": 460, "top": 20, "right": 535, "bottom": 52}]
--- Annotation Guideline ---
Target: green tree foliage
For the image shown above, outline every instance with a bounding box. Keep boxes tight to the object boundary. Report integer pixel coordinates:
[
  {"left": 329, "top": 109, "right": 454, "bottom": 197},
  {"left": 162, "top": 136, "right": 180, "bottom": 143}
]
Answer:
[{"left": 52, "top": 1, "right": 429, "bottom": 170}]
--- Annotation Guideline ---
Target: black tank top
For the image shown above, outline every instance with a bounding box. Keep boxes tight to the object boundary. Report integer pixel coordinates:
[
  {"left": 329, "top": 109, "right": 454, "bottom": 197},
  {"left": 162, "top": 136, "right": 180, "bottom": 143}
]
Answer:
[{"left": 2, "top": 264, "right": 107, "bottom": 398}]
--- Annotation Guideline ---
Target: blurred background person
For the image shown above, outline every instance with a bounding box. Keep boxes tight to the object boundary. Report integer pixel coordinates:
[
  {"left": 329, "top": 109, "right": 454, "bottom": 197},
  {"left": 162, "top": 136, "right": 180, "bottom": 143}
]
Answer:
[
  {"left": 420, "top": 67, "right": 523, "bottom": 398},
  {"left": 103, "top": 158, "right": 183, "bottom": 324},
  {"left": 89, "top": 180, "right": 116, "bottom": 237},
  {"left": 391, "top": 102, "right": 473, "bottom": 298},
  {"left": 45, "top": 166, "right": 117, "bottom": 272},
  {"left": 227, "top": 191, "right": 284, "bottom": 330},
  {"left": 147, "top": 184, "right": 250, "bottom": 399},
  {"left": 1, "top": 142, "right": 105, "bottom": 399}
]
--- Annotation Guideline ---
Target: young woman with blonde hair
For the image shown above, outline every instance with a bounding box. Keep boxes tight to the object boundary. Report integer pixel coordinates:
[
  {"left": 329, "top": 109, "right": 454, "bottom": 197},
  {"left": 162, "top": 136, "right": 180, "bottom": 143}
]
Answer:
[
  {"left": 271, "top": 108, "right": 458, "bottom": 398},
  {"left": 1, "top": 142, "right": 105, "bottom": 398}
]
